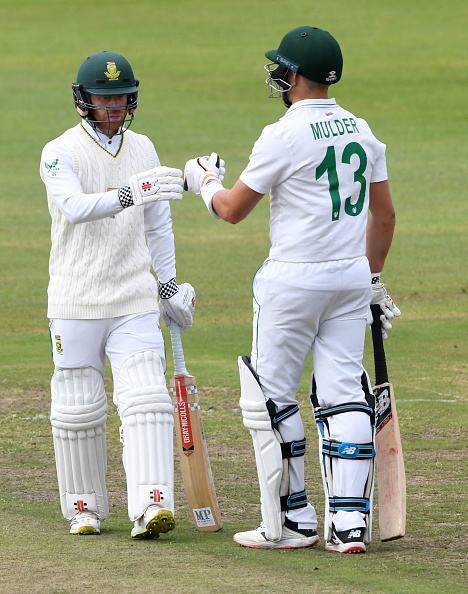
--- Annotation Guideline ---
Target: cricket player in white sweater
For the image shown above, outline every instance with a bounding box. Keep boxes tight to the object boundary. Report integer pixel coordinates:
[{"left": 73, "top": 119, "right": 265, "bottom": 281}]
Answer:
[
  {"left": 40, "top": 51, "right": 195, "bottom": 539},
  {"left": 184, "top": 27, "right": 401, "bottom": 553}
]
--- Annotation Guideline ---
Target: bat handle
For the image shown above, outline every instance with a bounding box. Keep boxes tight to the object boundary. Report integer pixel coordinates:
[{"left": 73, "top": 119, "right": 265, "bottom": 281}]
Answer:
[
  {"left": 370, "top": 304, "right": 389, "bottom": 385},
  {"left": 170, "top": 321, "right": 188, "bottom": 377}
]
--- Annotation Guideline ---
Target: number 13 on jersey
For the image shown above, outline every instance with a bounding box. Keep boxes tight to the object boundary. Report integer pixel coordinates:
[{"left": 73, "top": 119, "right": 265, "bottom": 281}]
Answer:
[{"left": 316, "top": 142, "right": 368, "bottom": 221}]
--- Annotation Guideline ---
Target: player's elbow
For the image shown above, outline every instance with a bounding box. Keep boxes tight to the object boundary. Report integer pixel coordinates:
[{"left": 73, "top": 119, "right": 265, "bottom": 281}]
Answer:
[
  {"left": 212, "top": 198, "right": 245, "bottom": 224},
  {"left": 385, "top": 208, "right": 396, "bottom": 232},
  {"left": 64, "top": 209, "right": 93, "bottom": 225},
  {"left": 59, "top": 196, "right": 88, "bottom": 225},
  {"left": 215, "top": 198, "right": 255, "bottom": 225},
  {"left": 369, "top": 202, "right": 396, "bottom": 234},
  {"left": 221, "top": 209, "right": 245, "bottom": 224},
  {"left": 64, "top": 212, "right": 81, "bottom": 225},
  {"left": 212, "top": 182, "right": 262, "bottom": 224}
]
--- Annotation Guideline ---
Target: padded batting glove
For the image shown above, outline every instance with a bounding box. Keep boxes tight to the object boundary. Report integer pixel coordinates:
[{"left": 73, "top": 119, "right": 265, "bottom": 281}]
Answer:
[
  {"left": 366, "top": 273, "right": 401, "bottom": 340},
  {"left": 118, "top": 166, "right": 184, "bottom": 208},
  {"left": 158, "top": 279, "right": 196, "bottom": 334},
  {"left": 184, "top": 153, "right": 225, "bottom": 218}
]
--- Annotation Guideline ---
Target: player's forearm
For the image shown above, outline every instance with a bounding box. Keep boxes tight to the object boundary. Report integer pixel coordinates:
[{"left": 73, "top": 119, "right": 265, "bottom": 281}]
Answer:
[
  {"left": 144, "top": 201, "right": 176, "bottom": 282},
  {"left": 146, "top": 228, "right": 176, "bottom": 283},
  {"left": 56, "top": 190, "right": 123, "bottom": 224},
  {"left": 211, "top": 180, "right": 264, "bottom": 224},
  {"left": 366, "top": 210, "right": 395, "bottom": 272},
  {"left": 367, "top": 180, "right": 396, "bottom": 272},
  {"left": 211, "top": 189, "right": 242, "bottom": 223},
  {"left": 184, "top": 155, "right": 264, "bottom": 222}
]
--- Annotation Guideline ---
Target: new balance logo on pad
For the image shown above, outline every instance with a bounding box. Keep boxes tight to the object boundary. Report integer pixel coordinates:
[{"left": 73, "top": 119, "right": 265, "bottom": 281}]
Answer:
[
  {"left": 348, "top": 529, "right": 362, "bottom": 539},
  {"left": 341, "top": 445, "right": 357, "bottom": 456}
]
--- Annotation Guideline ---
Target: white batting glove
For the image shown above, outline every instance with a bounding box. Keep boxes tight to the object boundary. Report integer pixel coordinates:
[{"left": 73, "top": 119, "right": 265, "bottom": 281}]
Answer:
[
  {"left": 366, "top": 273, "right": 401, "bottom": 340},
  {"left": 184, "top": 153, "right": 225, "bottom": 218},
  {"left": 120, "top": 166, "right": 184, "bottom": 207},
  {"left": 184, "top": 153, "right": 225, "bottom": 194},
  {"left": 158, "top": 279, "right": 196, "bottom": 333}
]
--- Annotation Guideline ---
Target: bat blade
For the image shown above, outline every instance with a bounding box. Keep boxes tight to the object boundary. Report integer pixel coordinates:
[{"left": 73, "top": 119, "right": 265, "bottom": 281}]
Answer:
[
  {"left": 170, "top": 373, "right": 223, "bottom": 531},
  {"left": 374, "top": 381, "right": 406, "bottom": 541},
  {"left": 169, "top": 324, "right": 222, "bottom": 532},
  {"left": 370, "top": 304, "right": 406, "bottom": 542}
]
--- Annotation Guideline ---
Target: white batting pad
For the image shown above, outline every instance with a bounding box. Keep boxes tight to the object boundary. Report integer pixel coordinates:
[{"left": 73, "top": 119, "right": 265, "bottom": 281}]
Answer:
[
  {"left": 116, "top": 351, "right": 174, "bottom": 521},
  {"left": 50, "top": 367, "right": 108, "bottom": 520},
  {"left": 238, "top": 356, "right": 285, "bottom": 542},
  {"left": 311, "top": 370, "right": 375, "bottom": 544}
]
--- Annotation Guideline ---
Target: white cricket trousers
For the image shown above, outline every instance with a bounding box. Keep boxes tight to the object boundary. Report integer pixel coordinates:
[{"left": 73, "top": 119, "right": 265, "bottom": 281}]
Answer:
[
  {"left": 251, "top": 257, "right": 372, "bottom": 530},
  {"left": 50, "top": 311, "right": 165, "bottom": 395}
]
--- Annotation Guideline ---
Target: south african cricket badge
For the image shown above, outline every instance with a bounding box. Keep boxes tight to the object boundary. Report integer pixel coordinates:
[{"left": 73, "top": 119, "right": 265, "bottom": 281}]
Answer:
[
  {"left": 105, "top": 61, "right": 120, "bottom": 80},
  {"left": 55, "top": 335, "right": 63, "bottom": 355}
]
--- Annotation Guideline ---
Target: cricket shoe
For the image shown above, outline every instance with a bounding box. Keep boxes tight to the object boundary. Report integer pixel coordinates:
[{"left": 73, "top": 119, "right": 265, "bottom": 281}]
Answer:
[
  {"left": 233, "top": 518, "right": 319, "bottom": 549},
  {"left": 326, "top": 525, "right": 366, "bottom": 554},
  {"left": 69, "top": 511, "right": 100, "bottom": 535},
  {"left": 131, "top": 506, "right": 175, "bottom": 540}
]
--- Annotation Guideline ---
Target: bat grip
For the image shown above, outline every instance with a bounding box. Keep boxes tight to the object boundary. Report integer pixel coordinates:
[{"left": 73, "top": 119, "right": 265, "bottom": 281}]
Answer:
[
  {"left": 170, "top": 322, "right": 188, "bottom": 377},
  {"left": 370, "top": 304, "right": 389, "bottom": 385}
]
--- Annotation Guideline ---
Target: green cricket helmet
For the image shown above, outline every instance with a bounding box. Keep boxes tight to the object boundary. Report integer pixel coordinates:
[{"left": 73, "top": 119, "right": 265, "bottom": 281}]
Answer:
[
  {"left": 72, "top": 51, "right": 139, "bottom": 131},
  {"left": 264, "top": 26, "right": 343, "bottom": 105}
]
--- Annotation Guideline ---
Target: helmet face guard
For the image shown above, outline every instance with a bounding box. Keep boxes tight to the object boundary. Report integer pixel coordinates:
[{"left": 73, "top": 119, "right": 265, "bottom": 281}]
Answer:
[
  {"left": 72, "top": 83, "right": 138, "bottom": 134},
  {"left": 264, "top": 62, "right": 296, "bottom": 107},
  {"left": 72, "top": 51, "right": 140, "bottom": 135}
]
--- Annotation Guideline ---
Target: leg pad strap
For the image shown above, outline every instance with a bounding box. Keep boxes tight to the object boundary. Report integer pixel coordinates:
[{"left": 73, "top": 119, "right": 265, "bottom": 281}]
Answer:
[
  {"left": 281, "top": 439, "right": 306, "bottom": 458},
  {"left": 329, "top": 497, "right": 371, "bottom": 514},
  {"left": 322, "top": 440, "right": 374, "bottom": 459},
  {"left": 281, "top": 490, "right": 308, "bottom": 512}
]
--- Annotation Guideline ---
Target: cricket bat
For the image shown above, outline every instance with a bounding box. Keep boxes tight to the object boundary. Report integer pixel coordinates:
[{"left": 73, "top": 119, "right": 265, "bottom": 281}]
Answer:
[
  {"left": 169, "top": 323, "right": 222, "bottom": 532},
  {"left": 370, "top": 304, "right": 406, "bottom": 541}
]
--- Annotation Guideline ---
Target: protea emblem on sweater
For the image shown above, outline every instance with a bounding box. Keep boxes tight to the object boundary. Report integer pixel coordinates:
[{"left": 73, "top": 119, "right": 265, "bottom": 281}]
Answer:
[{"left": 105, "top": 62, "right": 120, "bottom": 80}]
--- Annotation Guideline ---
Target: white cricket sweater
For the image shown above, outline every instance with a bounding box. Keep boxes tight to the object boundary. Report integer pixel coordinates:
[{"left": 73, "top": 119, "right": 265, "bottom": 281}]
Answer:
[{"left": 46, "top": 124, "right": 159, "bottom": 319}]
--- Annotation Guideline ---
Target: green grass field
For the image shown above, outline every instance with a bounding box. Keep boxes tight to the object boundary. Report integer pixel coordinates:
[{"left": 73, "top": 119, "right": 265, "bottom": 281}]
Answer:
[{"left": 1, "top": 0, "right": 467, "bottom": 592}]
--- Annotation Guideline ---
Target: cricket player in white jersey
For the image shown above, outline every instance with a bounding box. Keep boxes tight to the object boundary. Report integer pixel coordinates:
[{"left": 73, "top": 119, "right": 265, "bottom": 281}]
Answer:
[
  {"left": 184, "top": 26, "right": 400, "bottom": 553},
  {"left": 40, "top": 51, "right": 196, "bottom": 539}
]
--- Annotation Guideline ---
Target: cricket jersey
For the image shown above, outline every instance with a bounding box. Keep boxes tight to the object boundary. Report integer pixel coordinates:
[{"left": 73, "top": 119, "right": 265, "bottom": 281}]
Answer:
[{"left": 240, "top": 98, "right": 388, "bottom": 263}]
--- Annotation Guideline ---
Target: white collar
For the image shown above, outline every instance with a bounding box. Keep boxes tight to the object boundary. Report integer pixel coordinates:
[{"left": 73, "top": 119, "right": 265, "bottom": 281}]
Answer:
[
  {"left": 282, "top": 98, "right": 338, "bottom": 117},
  {"left": 81, "top": 119, "right": 124, "bottom": 156}
]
